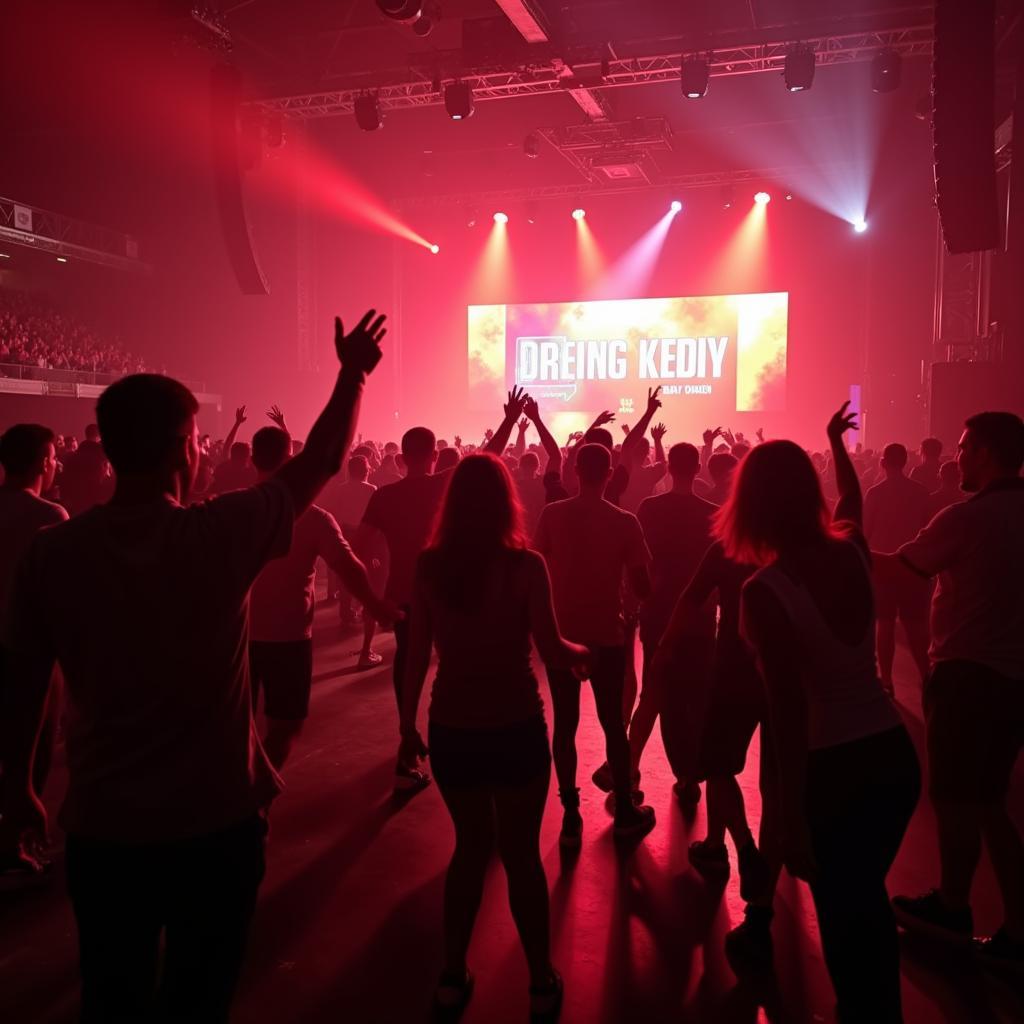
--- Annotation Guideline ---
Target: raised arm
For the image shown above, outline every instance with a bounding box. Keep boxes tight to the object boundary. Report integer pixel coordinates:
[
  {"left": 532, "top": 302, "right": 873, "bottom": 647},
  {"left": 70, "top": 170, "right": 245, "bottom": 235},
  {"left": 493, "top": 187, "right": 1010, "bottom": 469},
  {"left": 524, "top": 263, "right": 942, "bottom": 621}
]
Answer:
[
  {"left": 484, "top": 386, "right": 529, "bottom": 456},
  {"left": 524, "top": 397, "right": 562, "bottom": 475},
  {"left": 826, "top": 401, "right": 862, "bottom": 526},
  {"left": 621, "top": 387, "right": 661, "bottom": 459},
  {"left": 267, "top": 405, "right": 290, "bottom": 439},
  {"left": 651, "top": 422, "right": 667, "bottom": 465},
  {"left": 221, "top": 405, "right": 247, "bottom": 463},
  {"left": 274, "top": 311, "right": 386, "bottom": 518},
  {"left": 512, "top": 418, "right": 530, "bottom": 459},
  {"left": 700, "top": 426, "right": 722, "bottom": 482}
]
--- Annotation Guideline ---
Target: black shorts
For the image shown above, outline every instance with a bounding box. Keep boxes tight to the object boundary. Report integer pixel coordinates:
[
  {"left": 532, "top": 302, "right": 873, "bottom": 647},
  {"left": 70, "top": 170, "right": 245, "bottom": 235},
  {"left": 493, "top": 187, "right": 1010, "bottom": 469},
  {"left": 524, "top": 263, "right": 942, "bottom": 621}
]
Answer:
[
  {"left": 874, "top": 574, "right": 930, "bottom": 622},
  {"left": 249, "top": 639, "right": 314, "bottom": 721},
  {"left": 925, "top": 659, "right": 1024, "bottom": 802},
  {"left": 695, "top": 656, "right": 766, "bottom": 781},
  {"left": 428, "top": 716, "right": 551, "bottom": 790}
]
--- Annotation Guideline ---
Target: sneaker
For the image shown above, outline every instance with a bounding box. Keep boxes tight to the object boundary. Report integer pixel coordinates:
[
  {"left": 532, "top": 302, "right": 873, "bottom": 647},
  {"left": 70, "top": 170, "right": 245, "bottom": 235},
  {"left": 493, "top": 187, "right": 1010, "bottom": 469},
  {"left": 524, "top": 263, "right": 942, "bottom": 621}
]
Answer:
[
  {"left": 892, "top": 890, "right": 973, "bottom": 944},
  {"left": 737, "top": 841, "right": 770, "bottom": 903},
  {"left": 688, "top": 839, "right": 730, "bottom": 880},
  {"left": 613, "top": 802, "right": 656, "bottom": 840},
  {"left": 591, "top": 762, "right": 613, "bottom": 793},
  {"left": 673, "top": 780, "right": 701, "bottom": 806},
  {"left": 974, "top": 927, "right": 1024, "bottom": 973},
  {"left": 357, "top": 650, "right": 383, "bottom": 669},
  {"left": 394, "top": 761, "right": 431, "bottom": 793},
  {"left": 725, "top": 904, "right": 774, "bottom": 971},
  {"left": 529, "top": 967, "right": 564, "bottom": 1024}
]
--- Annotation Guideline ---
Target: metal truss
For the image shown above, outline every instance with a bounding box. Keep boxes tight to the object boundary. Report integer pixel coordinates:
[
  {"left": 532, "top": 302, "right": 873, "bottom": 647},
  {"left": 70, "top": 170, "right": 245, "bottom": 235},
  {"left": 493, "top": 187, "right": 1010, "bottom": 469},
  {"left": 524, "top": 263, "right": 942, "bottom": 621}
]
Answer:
[
  {"left": 251, "top": 25, "right": 933, "bottom": 120},
  {"left": 0, "top": 197, "right": 148, "bottom": 273},
  {"left": 394, "top": 164, "right": 830, "bottom": 210}
]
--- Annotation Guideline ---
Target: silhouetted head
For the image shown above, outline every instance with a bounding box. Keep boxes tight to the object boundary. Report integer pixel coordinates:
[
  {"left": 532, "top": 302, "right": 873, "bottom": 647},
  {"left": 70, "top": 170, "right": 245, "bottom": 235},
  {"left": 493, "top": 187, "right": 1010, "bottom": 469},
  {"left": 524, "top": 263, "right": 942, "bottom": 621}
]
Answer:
[
  {"left": 958, "top": 412, "right": 1024, "bottom": 492},
  {"left": 84, "top": 423, "right": 100, "bottom": 443},
  {"left": 920, "top": 437, "right": 943, "bottom": 462},
  {"left": 576, "top": 443, "right": 613, "bottom": 489},
  {"left": 348, "top": 454, "right": 369, "bottom": 482},
  {"left": 667, "top": 442, "right": 700, "bottom": 480},
  {"left": 519, "top": 451, "right": 539, "bottom": 477},
  {"left": 402, "top": 427, "right": 437, "bottom": 473},
  {"left": 251, "top": 426, "right": 291, "bottom": 474},
  {"left": 0, "top": 423, "right": 57, "bottom": 492},
  {"left": 229, "top": 441, "right": 251, "bottom": 464},
  {"left": 938, "top": 460, "right": 960, "bottom": 488},
  {"left": 716, "top": 440, "right": 835, "bottom": 566},
  {"left": 731, "top": 442, "right": 751, "bottom": 461},
  {"left": 633, "top": 437, "right": 651, "bottom": 462},
  {"left": 583, "top": 427, "right": 614, "bottom": 450},
  {"left": 435, "top": 446, "right": 460, "bottom": 474},
  {"left": 708, "top": 451, "right": 738, "bottom": 485},
  {"left": 384, "top": 441, "right": 399, "bottom": 456},
  {"left": 881, "top": 443, "right": 908, "bottom": 474},
  {"left": 96, "top": 374, "right": 200, "bottom": 497}
]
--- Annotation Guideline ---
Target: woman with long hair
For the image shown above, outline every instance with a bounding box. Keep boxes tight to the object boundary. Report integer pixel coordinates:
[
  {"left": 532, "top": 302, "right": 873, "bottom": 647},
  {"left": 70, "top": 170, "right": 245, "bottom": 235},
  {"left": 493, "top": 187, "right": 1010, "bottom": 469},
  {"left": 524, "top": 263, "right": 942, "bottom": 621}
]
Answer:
[
  {"left": 716, "top": 404, "right": 920, "bottom": 1022},
  {"left": 399, "top": 453, "right": 588, "bottom": 1022}
]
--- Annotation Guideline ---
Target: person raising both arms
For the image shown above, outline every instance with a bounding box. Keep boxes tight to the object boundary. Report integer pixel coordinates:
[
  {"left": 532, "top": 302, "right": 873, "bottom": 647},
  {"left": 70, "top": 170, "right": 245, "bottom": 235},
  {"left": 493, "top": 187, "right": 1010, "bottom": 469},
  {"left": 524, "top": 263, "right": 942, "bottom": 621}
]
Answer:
[
  {"left": 399, "top": 453, "right": 589, "bottom": 1022},
  {"left": 0, "top": 310, "right": 386, "bottom": 1024}
]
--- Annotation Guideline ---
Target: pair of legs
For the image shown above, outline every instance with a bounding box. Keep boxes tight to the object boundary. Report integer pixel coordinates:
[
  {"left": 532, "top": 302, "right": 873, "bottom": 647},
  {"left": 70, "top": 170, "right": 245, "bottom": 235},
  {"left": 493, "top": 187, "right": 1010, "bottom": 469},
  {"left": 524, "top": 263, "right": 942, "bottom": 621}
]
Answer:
[
  {"left": 66, "top": 815, "right": 267, "bottom": 1022},
  {"left": 249, "top": 640, "right": 312, "bottom": 771},
  {"left": 924, "top": 660, "right": 1024, "bottom": 940},
  {"left": 874, "top": 577, "right": 930, "bottom": 691},
  {"left": 806, "top": 726, "right": 920, "bottom": 1022},
  {"left": 548, "top": 646, "right": 634, "bottom": 808},
  {"left": 430, "top": 719, "right": 554, "bottom": 987}
]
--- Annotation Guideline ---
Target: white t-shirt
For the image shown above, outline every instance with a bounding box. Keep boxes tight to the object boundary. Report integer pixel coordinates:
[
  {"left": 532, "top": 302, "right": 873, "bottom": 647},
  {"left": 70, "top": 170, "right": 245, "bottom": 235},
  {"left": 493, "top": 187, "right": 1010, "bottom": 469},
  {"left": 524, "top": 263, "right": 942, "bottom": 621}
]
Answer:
[
  {"left": 898, "top": 479, "right": 1024, "bottom": 679},
  {"left": 533, "top": 496, "right": 651, "bottom": 646},
  {"left": 4, "top": 481, "right": 294, "bottom": 842},
  {"left": 0, "top": 487, "right": 68, "bottom": 626},
  {"left": 250, "top": 504, "right": 356, "bottom": 643}
]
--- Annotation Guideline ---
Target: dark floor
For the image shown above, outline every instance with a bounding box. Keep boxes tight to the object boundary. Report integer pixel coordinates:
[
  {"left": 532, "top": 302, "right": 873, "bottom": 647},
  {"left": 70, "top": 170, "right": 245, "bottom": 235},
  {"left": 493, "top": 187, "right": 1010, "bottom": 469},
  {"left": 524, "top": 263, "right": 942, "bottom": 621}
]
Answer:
[{"left": 2, "top": 601, "right": 1023, "bottom": 1023}]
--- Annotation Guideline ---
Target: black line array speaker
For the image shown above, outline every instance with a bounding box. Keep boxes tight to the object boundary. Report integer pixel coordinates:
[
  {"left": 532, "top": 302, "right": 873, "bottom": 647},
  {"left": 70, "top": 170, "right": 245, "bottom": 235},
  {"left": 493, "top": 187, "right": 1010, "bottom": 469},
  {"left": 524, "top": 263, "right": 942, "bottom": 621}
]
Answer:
[
  {"left": 929, "top": 361, "right": 1023, "bottom": 448},
  {"left": 933, "top": 0, "right": 999, "bottom": 254},
  {"left": 210, "top": 63, "right": 269, "bottom": 295}
]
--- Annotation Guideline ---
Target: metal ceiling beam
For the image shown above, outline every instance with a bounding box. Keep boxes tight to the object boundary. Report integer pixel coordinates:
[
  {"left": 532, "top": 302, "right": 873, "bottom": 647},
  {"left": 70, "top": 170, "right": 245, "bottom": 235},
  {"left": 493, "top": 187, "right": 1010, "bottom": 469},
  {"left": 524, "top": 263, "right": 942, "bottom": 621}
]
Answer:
[{"left": 250, "top": 25, "right": 933, "bottom": 119}]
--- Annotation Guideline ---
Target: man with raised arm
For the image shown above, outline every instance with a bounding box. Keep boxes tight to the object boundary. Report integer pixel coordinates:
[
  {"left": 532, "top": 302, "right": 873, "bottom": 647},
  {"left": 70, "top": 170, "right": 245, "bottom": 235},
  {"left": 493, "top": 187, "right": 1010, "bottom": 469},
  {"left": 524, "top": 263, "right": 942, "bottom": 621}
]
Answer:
[
  {"left": 0, "top": 311, "right": 386, "bottom": 1023},
  {"left": 359, "top": 386, "right": 531, "bottom": 793}
]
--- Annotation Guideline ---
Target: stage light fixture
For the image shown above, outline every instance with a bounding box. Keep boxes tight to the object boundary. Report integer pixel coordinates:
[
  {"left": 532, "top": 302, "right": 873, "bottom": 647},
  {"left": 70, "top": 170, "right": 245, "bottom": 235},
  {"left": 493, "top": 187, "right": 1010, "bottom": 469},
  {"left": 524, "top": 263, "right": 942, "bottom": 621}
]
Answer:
[
  {"left": 872, "top": 50, "right": 902, "bottom": 93},
  {"left": 375, "top": 0, "right": 422, "bottom": 22},
  {"left": 571, "top": 207, "right": 586, "bottom": 220},
  {"left": 0, "top": 253, "right": 10, "bottom": 259},
  {"left": 785, "top": 193, "right": 794, "bottom": 200},
  {"left": 784, "top": 47, "right": 815, "bottom": 92},
  {"left": 493, "top": 211, "right": 509, "bottom": 224},
  {"left": 445, "top": 81, "right": 474, "bottom": 120},
  {"left": 680, "top": 56, "right": 709, "bottom": 99},
  {"left": 523, "top": 133, "right": 540, "bottom": 159},
  {"left": 466, "top": 207, "right": 479, "bottom": 227},
  {"left": 754, "top": 191, "right": 771, "bottom": 205},
  {"left": 853, "top": 218, "right": 868, "bottom": 233},
  {"left": 354, "top": 93, "right": 383, "bottom": 131},
  {"left": 412, "top": 1, "right": 439, "bottom": 36},
  {"left": 430, "top": 243, "right": 440, "bottom": 253},
  {"left": 670, "top": 200, "right": 683, "bottom": 213},
  {"left": 56, "top": 256, "right": 68, "bottom": 263}
]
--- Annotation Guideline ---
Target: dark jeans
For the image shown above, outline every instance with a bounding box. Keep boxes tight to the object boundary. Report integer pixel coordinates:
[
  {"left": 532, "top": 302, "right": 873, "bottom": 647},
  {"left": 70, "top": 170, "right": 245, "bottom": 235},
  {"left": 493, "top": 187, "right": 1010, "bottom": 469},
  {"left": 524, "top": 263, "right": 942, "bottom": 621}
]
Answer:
[
  {"left": 805, "top": 726, "right": 920, "bottom": 1023},
  {"left": 392, "top": 605, "right": 412, "bottom": 714},
  {"left": 548, "top": 645, "right": 631, "bottom": 800},
  {"left": 66, "top": 814, "right": 267, "bottom": 1023}
]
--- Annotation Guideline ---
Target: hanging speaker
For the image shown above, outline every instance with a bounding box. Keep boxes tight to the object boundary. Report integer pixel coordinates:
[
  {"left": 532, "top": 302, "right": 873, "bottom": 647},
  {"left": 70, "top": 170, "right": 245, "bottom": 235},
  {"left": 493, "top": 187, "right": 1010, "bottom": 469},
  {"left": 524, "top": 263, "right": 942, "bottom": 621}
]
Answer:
[
  {"left": 933, "top": 0, "right": 998, "bottom": 254},
  {"left": 210, "top": 64, "right": 269, "bottom": 295}
]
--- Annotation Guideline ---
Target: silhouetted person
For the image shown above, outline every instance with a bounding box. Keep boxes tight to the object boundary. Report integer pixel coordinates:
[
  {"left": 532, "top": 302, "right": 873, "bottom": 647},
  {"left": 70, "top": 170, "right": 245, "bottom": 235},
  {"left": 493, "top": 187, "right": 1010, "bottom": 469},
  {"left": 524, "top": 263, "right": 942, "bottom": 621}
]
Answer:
[
  {"left": 59, "top": 422, "right": 112, "bottom": 516},
  {"left": 925, "top": 459, "right": 963, "bottom": 519},
  {"left": 399, "top": 454, "right": 586, "bottom": 1021},
  {"left": 696, "top": 450, "right": 738, "bottom": 506},
  {"left": 360, "top": 387, "right": 529, "bottom": 792},
  {"left": 534, "top": 443, "right": 657, "bottom": 845},
  {"left": 863, "top": 442, "right": 931, "bottom": 691},
  {"left": 890, "top": 412, "right": 1024, "bottom": 970},
  {"left": 718, "top": 403, "right": 919, "bottom": 1022},
  {"left": 910, "top": 436, "right": 943, "bottom": 492},
  {"left": 0, "top": 310, "right": 386, "bottom": 1022},
  {"left": 0, "top": 424, "right": 67, "bottom": 885},
  {"left": 249, "top": 426, "right": 394, "bottom": 769}
]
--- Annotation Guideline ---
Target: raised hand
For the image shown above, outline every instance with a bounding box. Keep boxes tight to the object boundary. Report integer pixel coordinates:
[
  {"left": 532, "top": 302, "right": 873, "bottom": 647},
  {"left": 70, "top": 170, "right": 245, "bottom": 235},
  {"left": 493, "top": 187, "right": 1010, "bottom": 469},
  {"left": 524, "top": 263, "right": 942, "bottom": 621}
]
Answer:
[
  {"left": 518, "top": 417, "right": 530, "bottom": 432},
  {"left": 621, "top": 423, "right": 630, "bottom": 436},
  {"left": 702, "top": 426, "right": 722, "bottom": 446},
  {"left": 504, "top": 385, "right": 529, "bottom": 420},
  {"left": 453, "top": 435, "right": 462, "bottom": 448},
  {"left": 334, "top": 310, "right": 387, "bottom": 375},
  {"left": 756, "top": 427, "right": 765, "bottom": 443},
  {"left": 651, "top": 422, "right": 667, "bottom": 442},
  {"left": 722, "top": 428, "right": 737, "bottom": 446},
  {"left": 234, "top": 405, "right": 247, "bottom": 426},
  {"left": 827, "top": 400, "right": 858, "bottom": 442},
  {"left": 267, "top": 405, "right": 287, "bottom": 430},
  {"left": 592, "top": 410, "right": 616, "bottom": 428},
  {"left": 484, "top": 428, "right": 494, "bottom": 441},
  {"left": 646, "top": 386, "right": 662, "bottom": 414},
  {"left": 523, "top": 396, "right": 540, "bottom": 422}
]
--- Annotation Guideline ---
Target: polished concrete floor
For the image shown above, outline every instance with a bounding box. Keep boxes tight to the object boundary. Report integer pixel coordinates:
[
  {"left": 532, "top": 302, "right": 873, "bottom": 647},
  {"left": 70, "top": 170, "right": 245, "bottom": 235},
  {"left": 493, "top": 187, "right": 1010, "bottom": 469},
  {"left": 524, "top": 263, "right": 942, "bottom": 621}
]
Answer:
[{"left": 2, "top": 601, "right": 1023, "bottom": 1023}]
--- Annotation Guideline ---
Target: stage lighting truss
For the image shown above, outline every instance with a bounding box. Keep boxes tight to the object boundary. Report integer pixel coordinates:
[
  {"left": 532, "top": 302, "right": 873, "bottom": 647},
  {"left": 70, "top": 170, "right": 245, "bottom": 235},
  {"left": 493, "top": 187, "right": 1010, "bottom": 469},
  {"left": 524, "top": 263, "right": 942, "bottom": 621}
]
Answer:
[
  {"left": 354, "top": 93, "right": 383, "bottom": 131},
  {"left": 251, "top": 26, "right": 933, "bottom": 120},
  {"left": 445, "top": 81, "right": 475, "bottom": 120},
  {"left": 784, "top": 47, "right": 816, "bottom": 91},
  {"left": 680, "top": 55, "right": 710, "bottom": 99}
]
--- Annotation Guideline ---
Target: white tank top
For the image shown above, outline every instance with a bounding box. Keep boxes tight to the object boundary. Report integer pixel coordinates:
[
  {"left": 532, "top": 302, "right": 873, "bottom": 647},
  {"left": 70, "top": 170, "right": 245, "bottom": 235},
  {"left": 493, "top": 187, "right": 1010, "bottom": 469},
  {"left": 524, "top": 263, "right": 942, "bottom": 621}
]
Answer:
[{"left": 747, "top": 544, "right": 901, "bottom": 751}]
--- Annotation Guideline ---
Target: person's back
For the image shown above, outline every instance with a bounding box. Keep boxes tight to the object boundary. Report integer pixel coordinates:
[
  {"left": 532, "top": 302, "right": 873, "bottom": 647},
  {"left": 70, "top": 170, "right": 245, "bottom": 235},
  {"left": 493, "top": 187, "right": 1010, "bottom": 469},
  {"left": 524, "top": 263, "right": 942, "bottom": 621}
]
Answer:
[
  {"left": 925, "top": 460, "right": 964, "bottom": 520},
  {"left": 910, "top": 437, "right": 943, "bottom": 493},
  {"left": 331, "top": 476, "right": 376, "bottom": 528},
  {"left": 420, "top": 547, "right": 542, "bottom": 728},
  {"left": 863, "top": 449, "right": 930, "bottom": 553},
  {"left": 0, "top": 486, "right": 67, "bottom": 620},
  {"left": 60, "top": 435, "right": 111, "bottom": 516}
]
